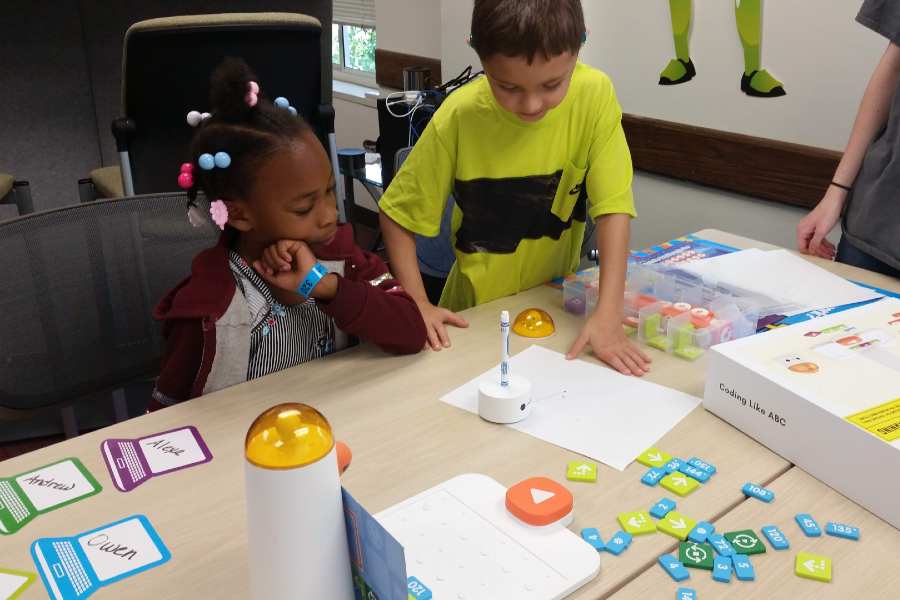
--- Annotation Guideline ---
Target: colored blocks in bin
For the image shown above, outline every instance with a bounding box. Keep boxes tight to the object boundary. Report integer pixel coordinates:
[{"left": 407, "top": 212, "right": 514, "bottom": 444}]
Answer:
[
  {"left": 826, "top": 522, "right": 860, "bottom": 541},
  {"left": 732, "top": 554, "right": 756, "bottom": 581},
  {"left": 712, "top": 555, "right": 732, "bottom": 583},
  {"left": 687, "top": 457, "right": 716, "bottom": 475},
  {"left": 581, "top": 528, "right": 605, "bottom": 550},
  {"left": 618, "top": 511, "right": 656, "bottom": 535},
  {"left": 761, "top": 525, "right": 790, "bottom": 550},
  {"left": 642, "top": 467, "right": 667, "bottom": 487},
  {"left": 678, "top": 541, "right": 715, "bottom": 570},
  {"left": 407, "top": 577, "right": 432, "bottom": 600},
  {"left": 566, "top": 460, "right": 598, "bottom": 483},
  {"left": 660, "top": 472, "right": 700, "bottom": 497},
  {"left": 688, "top": 521, "right": 715, "bottom": 544},
  {"left": 649, "top": 498, "right": 677, "bottom": 519},
  {"left": 664, "top": 458, "right": 685, "bottom": 473},
  {"left": 724, "top": 530, "right": 766, "bottom": 555},
  {"left": 742, "top": 482, "right": 775, "bottom": 502},
  {"left": 657, "top": 512, "right": 696, "bottom": 541},
  {"left": 678, "top": 464, "right": 710, "bottom": 483},
  {"left": 637, "top": 447, "right": 672, "bottom": 468},
  {"left": 677, "top": 588, "right": 697, "bottom": 600},
  {"left": 604, "top": 530, "right": 632, "bottom": 555},
  {"left": 708, "top": 533, "right": 735, "bottom": 557},
  {"left": 795, "top": 552, "right": 832, "bottom": 583},
  {"left": 658, "top": 554, "right": 691, "bottom": 582},
  {"left": 795, "top": 513, "right": 822, "bottom": 537}
]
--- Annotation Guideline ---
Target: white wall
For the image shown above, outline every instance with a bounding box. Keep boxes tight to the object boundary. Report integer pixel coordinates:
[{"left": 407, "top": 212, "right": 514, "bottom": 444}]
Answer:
[
  {"left": 439, "top": 0, "right": 869, "bottom": 249},
  {"left": 376, "top": 0, "right": 442, "bottom": 58}
]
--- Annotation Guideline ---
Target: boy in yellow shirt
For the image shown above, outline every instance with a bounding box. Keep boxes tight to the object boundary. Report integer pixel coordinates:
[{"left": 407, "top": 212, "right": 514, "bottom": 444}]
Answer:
[{"left": 379, "top": 0, "right": 651, "bottom": 376}]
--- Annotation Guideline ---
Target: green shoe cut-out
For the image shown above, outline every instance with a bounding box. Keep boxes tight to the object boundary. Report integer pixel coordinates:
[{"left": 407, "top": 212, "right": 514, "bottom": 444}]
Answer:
[
  {"left": 659, "top": 58, "right": 696, "bottom": 85},
  {"left": 741, "top": 69, "right": 786, "bottom": 98}
]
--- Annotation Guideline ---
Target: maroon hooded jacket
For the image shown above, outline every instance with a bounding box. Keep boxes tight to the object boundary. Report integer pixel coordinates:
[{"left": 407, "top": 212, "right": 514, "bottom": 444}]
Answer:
[{"left": 150, "top": 224, "right": 426, "bottom": 410}]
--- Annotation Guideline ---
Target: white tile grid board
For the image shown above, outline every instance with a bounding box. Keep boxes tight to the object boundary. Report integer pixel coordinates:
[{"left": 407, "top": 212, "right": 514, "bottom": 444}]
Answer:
[
  {"left": 440, "top": 346, "right": 701, "bottom": 471},
  {"left": 376, "top": 474, "right": 599, "bottom": 600}
]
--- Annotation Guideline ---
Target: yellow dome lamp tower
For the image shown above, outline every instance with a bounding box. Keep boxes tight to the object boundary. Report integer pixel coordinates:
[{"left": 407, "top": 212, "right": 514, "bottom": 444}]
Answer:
[{"left": 244, "top": 403, "right": 354, "bottom": 600}]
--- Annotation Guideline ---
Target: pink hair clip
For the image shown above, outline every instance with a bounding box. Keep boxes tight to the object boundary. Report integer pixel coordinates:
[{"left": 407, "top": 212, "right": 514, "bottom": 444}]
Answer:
[
  {"left": 177, "top": 162, "right": 194, "bottom": 189},
  {"left": 245, "top": 80, "right": 259, "bottom": 108},
  {"left": 210, "top": 199, "right": 229, "bottom": 230}
]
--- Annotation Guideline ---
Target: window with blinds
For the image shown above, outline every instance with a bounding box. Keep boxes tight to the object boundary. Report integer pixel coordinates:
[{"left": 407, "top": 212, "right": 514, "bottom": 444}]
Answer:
[
  {"left": 334, "top": 0, "right": 376, "bottom": 27},
  {"left": 333, "top": 0, "right": 377, "bottom": 76}
]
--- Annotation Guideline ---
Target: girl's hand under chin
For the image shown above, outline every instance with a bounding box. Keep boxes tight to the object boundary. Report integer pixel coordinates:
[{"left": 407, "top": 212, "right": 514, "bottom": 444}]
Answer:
[{"left": 253, "top": 239, "right": 338, "bottom": 302}]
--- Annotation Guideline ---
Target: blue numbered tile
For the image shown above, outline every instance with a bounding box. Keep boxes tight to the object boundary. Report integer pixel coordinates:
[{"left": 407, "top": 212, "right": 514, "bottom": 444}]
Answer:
[
  {"left": 407, "top": 576, "right": 433, "bottom": 600},
  {"left": 581, "top": 527, "right": 605, "bottom": 550},
  {"left": 712, "top": 555, "right": 732, "bottom": 583},
  {"left": 826, "top": 521, "right": 860, "bottom": 541},
  {"left": 708, "top": 533, "right": 735, "bottom": 557},
  {"left": 642, "top": 467, "right": 667, "bottom": 487},
  {"left": 688, "top": 521, "right": 715, "bottom": 544},
  {"left": 665, "top": 458, "right": 685, "bottom": 474},
  {"left": 731, "top": 554, "right": 755, "bottom": 581},
  {"left": 604, "top": 530, "right": 632, "bottom": 555},
  {"left": 676, "top": 587, "right": 697, "bottom": 600},
  {"left": 687, "top": 457, "right": 717, "bottom": 475},
  {"left": 658, "top": 554, "right": 690, "bottom": 582},
  {"left": 650, "top": 498, "right": 677, "bottom": 519},
  {"left": 742, "top": 482, "right": 775, "bottom": 503},
  {"left": 795, "top": 513, "right": 822, "bottom": 537},
  {"left": 678, "top": 464, "right": 711, "bottom": 483},
  {"left": 761, "top": 525, "right": 790, "bottom": 550}
]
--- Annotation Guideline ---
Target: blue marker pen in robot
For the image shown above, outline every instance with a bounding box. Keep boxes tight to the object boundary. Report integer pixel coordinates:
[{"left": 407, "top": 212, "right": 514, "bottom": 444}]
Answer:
[{"left": 478, "top": 311, "right": 533, "bottom": 424}]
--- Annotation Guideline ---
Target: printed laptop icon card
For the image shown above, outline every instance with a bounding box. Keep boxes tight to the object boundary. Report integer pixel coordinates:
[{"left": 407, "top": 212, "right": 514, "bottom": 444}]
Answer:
[
  {"left": 101, "top": 426, "right": 213, "bottom": 492},
  {"left": 31, "top": 514, "right": 170, "bottom": 600},
  {"left": 0, "top": 568, "right": 36, "bottom": 600},
  {"left": 0, "top": 458, "right": 102, "bottom": 535},
  {"left": 342, "top": 488, "right": 408, "bottom": 600}
]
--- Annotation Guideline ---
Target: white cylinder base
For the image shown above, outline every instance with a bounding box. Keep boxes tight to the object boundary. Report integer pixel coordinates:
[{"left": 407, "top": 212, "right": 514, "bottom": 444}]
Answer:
[
  {"left": 245, "top": 446, "right": 354, "bottom": 600},
  {"left": 478, "top": 375, "right": 533, "bottom": 424}
]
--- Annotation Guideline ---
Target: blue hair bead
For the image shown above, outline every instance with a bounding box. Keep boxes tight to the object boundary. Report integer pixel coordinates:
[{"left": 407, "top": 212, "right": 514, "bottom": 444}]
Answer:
[
  {"left": 274, "top": 97, "right": 290, "bottom": 109},
  {"left": 198, "top": 153, "right": 215, "bottom": 170},
  {"left": 288, "top": 106, "right": 298, "bottom": 116},
  {"left": 214, "top": 152, "right": 232, "bottom": 169}
]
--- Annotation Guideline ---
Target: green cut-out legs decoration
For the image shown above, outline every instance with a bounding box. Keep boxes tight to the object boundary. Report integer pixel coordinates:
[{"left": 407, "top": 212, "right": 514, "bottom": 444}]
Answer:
[
  {"left": 735, "top": 0, "right": 786, "bottom": 97},
  {"left": 660, "top": 0, "right": 696, "bottom": 85}
]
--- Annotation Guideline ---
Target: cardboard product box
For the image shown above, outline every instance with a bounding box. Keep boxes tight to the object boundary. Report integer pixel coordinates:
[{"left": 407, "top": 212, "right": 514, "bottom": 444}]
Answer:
[{"left": 704, "top": 298, "right": 900, "bottom": 529}]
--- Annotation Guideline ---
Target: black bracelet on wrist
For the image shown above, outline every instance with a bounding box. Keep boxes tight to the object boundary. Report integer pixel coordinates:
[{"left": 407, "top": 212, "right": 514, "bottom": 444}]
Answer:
[{"left": 830, "top": 181, "right": 853, "bottom": 192}]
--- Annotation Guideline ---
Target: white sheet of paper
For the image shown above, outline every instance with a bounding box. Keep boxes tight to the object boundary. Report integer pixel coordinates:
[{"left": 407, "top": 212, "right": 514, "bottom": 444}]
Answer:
[
  {"left": 440, "top": 346, "right": 701, "bottom": 471},
  {"left": 77, "top": 518, "right": 162, "bottom": 583},
  {"left": 678, "top": 248, "right": 882, "bottom": 317}
]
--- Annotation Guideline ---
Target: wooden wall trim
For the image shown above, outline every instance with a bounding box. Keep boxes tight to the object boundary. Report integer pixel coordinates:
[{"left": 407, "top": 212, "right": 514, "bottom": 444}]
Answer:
[
  {"left": 375, "top": 49, "right": 442, "bottom": 90},
  {"left": 622, "top": 114, "right": 841, "bottom": 210}
]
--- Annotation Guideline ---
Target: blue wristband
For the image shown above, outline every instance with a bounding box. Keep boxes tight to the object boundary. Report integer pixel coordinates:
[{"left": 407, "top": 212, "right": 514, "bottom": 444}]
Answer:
[{"left": 296, "top": 262, "right": 329, "bottom": 298}]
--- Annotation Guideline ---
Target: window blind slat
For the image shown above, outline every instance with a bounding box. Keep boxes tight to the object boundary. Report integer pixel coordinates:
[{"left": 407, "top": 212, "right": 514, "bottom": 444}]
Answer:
[{"left": 334, "top": 0, "right": 376, "bottom": 27}]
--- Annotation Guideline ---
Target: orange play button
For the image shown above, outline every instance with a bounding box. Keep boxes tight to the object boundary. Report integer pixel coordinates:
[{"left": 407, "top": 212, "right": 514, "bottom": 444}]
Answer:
[{"left": 506, "top": 477, "right": 574, "bottom": 526}]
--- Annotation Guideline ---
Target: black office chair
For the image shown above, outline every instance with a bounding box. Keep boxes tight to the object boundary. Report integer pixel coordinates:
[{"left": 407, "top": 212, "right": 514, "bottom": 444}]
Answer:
[
  {"left": 0, "top": 175, "right": 34, "bottom": 218},
  {"left": 81, "top": 12, "right": 342, "bottom": 216},
  {"left": 0, "top": 193, "right": 219, "bottom": 438}
]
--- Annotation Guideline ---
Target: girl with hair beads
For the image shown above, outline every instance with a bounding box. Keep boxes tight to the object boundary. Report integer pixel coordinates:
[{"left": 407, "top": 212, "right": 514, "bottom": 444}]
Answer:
[{"left": 151, "top": 58, "right": 426, "bottom": 410}]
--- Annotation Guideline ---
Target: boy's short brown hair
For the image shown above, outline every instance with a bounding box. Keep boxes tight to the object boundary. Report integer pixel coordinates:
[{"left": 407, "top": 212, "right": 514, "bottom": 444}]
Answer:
[{"left": 470, "top": 0, "right": 586, "bottom": 63}]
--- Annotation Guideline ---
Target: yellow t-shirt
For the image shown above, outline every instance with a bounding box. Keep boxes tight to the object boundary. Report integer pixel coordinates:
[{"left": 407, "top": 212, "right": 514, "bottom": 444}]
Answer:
[{"left": 379, "top": 62, "right": 636, "bottom": 312}]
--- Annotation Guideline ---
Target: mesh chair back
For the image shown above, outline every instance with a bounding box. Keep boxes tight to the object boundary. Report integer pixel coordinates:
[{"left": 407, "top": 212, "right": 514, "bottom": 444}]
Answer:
[
  {"left": 122, "top": 13, "right": 327, "bottom": 194},
  {"left": 0, "top": 193, "right": 219, "bottom": 410}
]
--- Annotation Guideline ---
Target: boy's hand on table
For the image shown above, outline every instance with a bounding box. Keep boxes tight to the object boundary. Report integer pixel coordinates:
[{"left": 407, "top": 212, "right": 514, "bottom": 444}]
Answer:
[
  {"left": 797, "top": 187, "right": 845, "bottom": 260},
  {"left": 416, "top": 300, "right": 469, "bottom": 351},
  {"left": 566, "top": 311, "right": 651, "bottom": 376}
]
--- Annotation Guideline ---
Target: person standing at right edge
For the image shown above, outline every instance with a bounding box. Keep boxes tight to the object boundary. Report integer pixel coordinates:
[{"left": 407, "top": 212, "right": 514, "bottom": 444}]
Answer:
[{"left": 797, "top": 0, "right": 900, "bottom": 279}]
